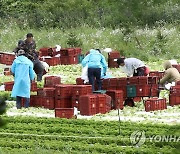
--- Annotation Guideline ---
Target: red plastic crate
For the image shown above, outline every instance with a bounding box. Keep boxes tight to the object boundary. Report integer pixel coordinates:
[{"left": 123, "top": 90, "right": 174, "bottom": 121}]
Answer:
[
  {"left": 44, "top": 76, "right": 61, "bottom": 87},
  {"left": 108, "top": 51, "right": 120, "bottom": 59},
  {"left": 109, "top": 78, "right": 118, "bottom": 87},
  {"left": 4, "top": 81, "right": 14, "bottom": 91},
  {"left": 55, "top": 98, "right": 72, "bottom": 108},
  {"left": 55, "top": 84, "right": 73, "bottom": 98},
  {"left": 118, "top": 78, "right": 127, "bottom": 86},
  {"left": 76, "top": 78, "right": 86, "bottom": 85},
  {"left": 149, "top": 84, "right": 159, "bottom": 97},
  {"left": 145, "top": 98, "right": 166, "bottom": 112},
  {"left": 172, "top": 64, "right": 180, "bottom": 72},
  {"left": 39, "top": 47, "right": 50, "bottom": 56},
  {"left": 31, "top": 81, "right": 37, "bottom": 92},
  {"left": 169, "top": 94, "right": 180, "bottom": 106},
  {"left": 60, "top": 55, "right": 78, "bottom": 65},
  {"left": 55, "top": 108, "right": 75, "bottom": 119},
  {"left": 96, "top": 94, "right": 111, "bottom": 114},
  {"left": 37, "top": 87, "right": 55, "bottom": 97},
  {"left": 116, "top": 86, "right": 127, "bottom": 99},
  {"left": 139, "top": 76, "right": 149, "bottom": 85},
  {"left": 108, "top": 58, "right": 119, "bottom": 68},
  {"left": 60, "top": 48, "right": 75, "bottom": 56},
  {"left": 176, "top": 81, "right": 180, "bottom": 85},
  {"left": 0, "top": 52, "right": 15, "bottom": 65},
  {"left": 106, "top": 90, "right": 124, "bottom": 110},
  {"left": 74, "top": 48, "right": 82, "bottom": 55},
  {"left": 40, "top": 56, "right": 61, "bottom": 66},
  {"left": 30, "top": 95, "right": 42, "bottom": 107},
  {"left": 148, "top": 76, "right": 159, "bottom": 84},
  {"left": 79, "top": 94, "right": 97, "bottom": 115},
  {"left": 128, "top": 77, "right": 139, "bottom": 85},
  {"left": 136, "top": 85, "right": 150, "bottom": 97},
  {"left": 102, "top": 78, "right": 110, "bottom": 90},
  {"left": 170, "top": 86, "right": 180, "bottom": 94},
  {"left": 72, "top": 85, "right": 92, "bottom": 96},
  {"left": 149, "top": 71, "right": 164, "bottom": 79},
  {"left": 42, "top": 97, "right": 55, "bottom": 109}
]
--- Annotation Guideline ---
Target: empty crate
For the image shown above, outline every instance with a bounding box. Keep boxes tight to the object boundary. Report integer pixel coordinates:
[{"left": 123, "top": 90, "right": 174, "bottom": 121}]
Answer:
[
  {"left": 145, "top": 98, "right": 167, "bottom": 112},
  {"left": 55, "top": 108, "right": 75, "bottom": 119}
]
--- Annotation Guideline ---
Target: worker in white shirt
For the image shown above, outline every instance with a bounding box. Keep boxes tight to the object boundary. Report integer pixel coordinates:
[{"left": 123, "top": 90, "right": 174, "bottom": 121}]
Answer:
[{"left": 117, "top": 57, "right": 149, "bottom": 77}]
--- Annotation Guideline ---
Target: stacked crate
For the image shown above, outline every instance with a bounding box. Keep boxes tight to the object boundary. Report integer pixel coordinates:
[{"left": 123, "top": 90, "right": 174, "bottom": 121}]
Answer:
[
  {"left": 30, "top": 76, "right": 61, "bottom": 109},
  {"left": 37, "top": 87, "right": 56, "bottom": 109},
  {"left": 44, "top": 76, "right": 61, "bottom": 87},
  {"left": 96, "top": 94, "right": 112, "bottom": 114},
  {"left": 60, "top": 48, "right": 81, "bottom": 65},
  {"left": 145, "top": 98, "right": 167, "bottom": 112},
  {"left": 108, "top": 51, "right": 120, "bottom": 68},
  {"left": 39, "top": 47, "right": 61, "bottom": 66},
  {"left": 0, "top": 52, "right": 15, "bottom": 65},
  {"left": 149, "top": 71, "right": 165, "bottom": 80},
  {"left": 55, "top": 84, "right": 73, "bottom": 108},
  {"left": 106, "top": 90, "right": 124, "bottom": 109},
  {"left": 71, "top": 85, "right": 92, "bottom": 109},
  {"left": 79, "top": 93, "right": 112, "bottom": 115},
  {"left": 169, "top": 86, "right": 180, "bottom": 106},
  {"left": 101, "top": 76, "right": 159, "bottom": 99}
]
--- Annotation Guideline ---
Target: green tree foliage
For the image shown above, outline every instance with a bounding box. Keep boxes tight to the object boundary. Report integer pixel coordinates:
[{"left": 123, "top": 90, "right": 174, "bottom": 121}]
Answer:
[{"left": 0, "top": 0, "right": 179, "bottom": 29}]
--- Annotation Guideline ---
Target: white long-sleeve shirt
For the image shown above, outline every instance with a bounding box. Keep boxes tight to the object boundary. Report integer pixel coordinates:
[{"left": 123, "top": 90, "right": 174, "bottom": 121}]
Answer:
[{"left": 122, "top": 58, "right": 145, "bottom": 77}]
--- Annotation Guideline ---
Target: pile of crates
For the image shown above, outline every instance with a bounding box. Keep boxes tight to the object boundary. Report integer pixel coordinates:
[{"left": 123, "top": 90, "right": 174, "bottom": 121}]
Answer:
[
  {"left": 39, "top": 47, "right": 83, "bottom": 66},
  {"left": 169, "top": 86, "right": 180, "bottom": 106},
  {"left": 108, "top": 51, "right": 120, "bottom": 68},
  {"left": 0, "top": 52, "right": 15, "bottom": 65},
  {"left": 144, "top": 98, "right": 167, "bottom": 112}
]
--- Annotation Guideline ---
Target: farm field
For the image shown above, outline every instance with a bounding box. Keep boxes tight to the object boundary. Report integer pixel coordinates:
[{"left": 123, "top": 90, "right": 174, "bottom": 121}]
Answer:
[{"left": 0, "top": 63, "right": 180, "bottom": 153}]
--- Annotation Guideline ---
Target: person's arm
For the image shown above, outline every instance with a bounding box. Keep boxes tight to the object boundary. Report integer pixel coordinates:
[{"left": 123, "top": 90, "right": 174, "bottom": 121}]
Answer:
[
  {"left": 160, "top": 71, "right": 170, "bottom": 85},
  {"left": 29, "top": 63, "right": 35, "bottom": 81},
  {"left": 101, "top": 55, "right": 108, "bottom": 74},
  {"left": 11, "top": 61, "right": 16, "bottom": 76},
  {"left": 81, "top": 54, "right": 90, "bottom": 67}
]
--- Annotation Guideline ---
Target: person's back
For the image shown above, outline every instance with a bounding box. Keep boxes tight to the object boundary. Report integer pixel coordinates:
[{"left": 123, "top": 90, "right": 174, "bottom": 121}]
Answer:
[
  {"left": 125, "top": 58, "right": 145, "bottom": 69},
  {"left": 11, "top": 50, "right": 35, "bottom": 109},
  {"left": 160, "top": 67, "right": 180, "bottom": 85},
  {"left": 83, "top": 49, "right": 105, "bottom": 68},
  {"left": 11, "top": 55, "right": 35, "bottom": 98}
]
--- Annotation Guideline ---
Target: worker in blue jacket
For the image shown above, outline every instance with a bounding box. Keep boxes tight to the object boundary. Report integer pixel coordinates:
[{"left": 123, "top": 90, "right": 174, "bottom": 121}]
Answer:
[
  {"left": 11, "top": 49, "right": 35, "bottom": 109},
  {"left": 82, "top": 49, "right": 108, "bottom": 91}
]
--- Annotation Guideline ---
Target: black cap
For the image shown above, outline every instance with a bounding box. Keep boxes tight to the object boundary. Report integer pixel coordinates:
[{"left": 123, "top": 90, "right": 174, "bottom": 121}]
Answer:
[{"left": 117, "top": 58, "right": 125, "bottom": 65}]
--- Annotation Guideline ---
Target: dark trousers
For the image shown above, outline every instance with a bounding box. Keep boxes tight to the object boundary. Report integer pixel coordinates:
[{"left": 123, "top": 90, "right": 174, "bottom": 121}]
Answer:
[
  {"left": 133, "top": 67, "right": 145, "bottom": 76},
  {"left": 16, "top": 96, "right": 30, "bottom": 109},
  {"left": 88, "top": 68, "right": 101, "bottom": 91},
  {"left": 33, "top": 59, "right": 44, "bottom": 81}
]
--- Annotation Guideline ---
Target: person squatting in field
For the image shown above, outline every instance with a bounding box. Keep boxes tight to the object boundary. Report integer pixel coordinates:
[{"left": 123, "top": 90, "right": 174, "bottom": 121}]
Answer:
[
  {"left": 159, "top": 60, "right": 180, "bottom": 89},
  {"left": 11, "top": 49, "right": 35, "bottom": 109},
  {"left": 81, "top": 49, "right": 108, "bottom": 91},
  {"left": 13, "top": 33, "right": 44, "bottom": 81},
  {"left": 117, "top": 57, "right": 149, "bottom": 77}
]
